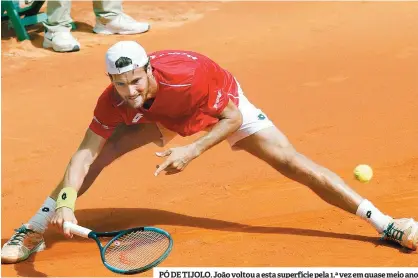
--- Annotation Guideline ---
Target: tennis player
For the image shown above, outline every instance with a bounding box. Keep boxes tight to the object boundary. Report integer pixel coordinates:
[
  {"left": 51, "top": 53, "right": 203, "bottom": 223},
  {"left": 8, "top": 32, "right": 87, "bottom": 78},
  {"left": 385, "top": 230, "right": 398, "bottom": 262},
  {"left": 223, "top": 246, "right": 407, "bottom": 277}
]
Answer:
[{"left": 2, "top": 41, "right": 417, "bottom": 264}]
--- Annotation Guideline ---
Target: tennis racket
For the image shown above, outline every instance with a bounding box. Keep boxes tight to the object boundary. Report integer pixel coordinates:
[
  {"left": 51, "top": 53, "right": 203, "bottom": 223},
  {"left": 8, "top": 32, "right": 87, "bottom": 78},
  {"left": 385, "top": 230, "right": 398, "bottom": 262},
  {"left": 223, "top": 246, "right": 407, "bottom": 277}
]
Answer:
[{"left": 63, "top": 221, "right": 173, "bottom": 274}]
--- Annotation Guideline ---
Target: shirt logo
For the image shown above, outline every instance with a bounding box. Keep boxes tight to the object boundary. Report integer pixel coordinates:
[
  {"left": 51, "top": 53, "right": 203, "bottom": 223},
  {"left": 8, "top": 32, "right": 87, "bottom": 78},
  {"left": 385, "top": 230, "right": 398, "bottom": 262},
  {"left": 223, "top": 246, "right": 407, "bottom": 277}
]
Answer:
[
  {"left": 213, "top": 90, "right": 222, "bottom": 109},
  {"left": 132, "top": 113, "right": 143, "bottom": 123},
  {"left": 258, "top": 113, "right": 266, "bottom": 120}
]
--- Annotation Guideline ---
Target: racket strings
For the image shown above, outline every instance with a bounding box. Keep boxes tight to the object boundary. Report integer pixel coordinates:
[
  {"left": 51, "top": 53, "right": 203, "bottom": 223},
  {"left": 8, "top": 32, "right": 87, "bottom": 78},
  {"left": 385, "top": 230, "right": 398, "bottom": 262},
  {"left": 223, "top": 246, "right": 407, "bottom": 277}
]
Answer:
[{"left": 104, "top": 230, "right": 170, "bottom": 271}]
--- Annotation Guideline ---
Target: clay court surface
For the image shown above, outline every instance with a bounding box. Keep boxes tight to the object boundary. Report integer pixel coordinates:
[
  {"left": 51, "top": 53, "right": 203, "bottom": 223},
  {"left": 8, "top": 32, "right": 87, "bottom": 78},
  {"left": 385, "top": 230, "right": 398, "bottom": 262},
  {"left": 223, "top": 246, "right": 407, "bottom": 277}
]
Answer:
[{"left": 2, "top": 1, "right": 418, "bottom": 276}]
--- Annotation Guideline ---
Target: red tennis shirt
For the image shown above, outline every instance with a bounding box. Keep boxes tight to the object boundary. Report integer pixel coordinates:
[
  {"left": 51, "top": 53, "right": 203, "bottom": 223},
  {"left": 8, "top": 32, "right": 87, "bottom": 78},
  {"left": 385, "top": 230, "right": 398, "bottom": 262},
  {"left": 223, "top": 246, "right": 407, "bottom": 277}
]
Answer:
[{"left": 89, "top": 50, "right": 239, "bottom": 139}]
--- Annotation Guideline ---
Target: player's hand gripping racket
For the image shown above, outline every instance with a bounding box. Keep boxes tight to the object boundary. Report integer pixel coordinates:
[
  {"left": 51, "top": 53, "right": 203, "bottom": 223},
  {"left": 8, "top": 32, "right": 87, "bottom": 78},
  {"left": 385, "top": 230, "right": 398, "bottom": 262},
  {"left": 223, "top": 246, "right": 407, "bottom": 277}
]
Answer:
[{"left": 63, "top": 222, "right": 173, "bottom": 274}]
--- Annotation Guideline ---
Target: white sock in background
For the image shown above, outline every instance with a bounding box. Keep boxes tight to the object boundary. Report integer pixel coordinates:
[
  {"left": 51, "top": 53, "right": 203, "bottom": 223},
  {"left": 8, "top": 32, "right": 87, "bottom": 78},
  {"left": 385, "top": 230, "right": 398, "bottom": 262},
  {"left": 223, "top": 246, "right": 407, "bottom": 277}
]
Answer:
[
  {"left": 28, "top": 197, "right": 56, "bottom": 233},
  {"left": 356, "top": 199, "right": 392, "bottom": 233}
]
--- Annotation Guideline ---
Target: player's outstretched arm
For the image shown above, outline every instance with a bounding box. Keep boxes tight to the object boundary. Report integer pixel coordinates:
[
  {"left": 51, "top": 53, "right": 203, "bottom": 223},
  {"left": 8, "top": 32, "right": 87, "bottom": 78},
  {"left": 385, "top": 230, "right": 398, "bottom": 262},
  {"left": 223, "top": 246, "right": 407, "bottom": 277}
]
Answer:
[
  {"left": 154, "top": 99, "right": 242, "bottom": 176},
  {"left": 193, "top": 99, "right": 243, "bottom": 156},
  {"left": 50, "top": 129, "right": 106, "bottom": 237}
]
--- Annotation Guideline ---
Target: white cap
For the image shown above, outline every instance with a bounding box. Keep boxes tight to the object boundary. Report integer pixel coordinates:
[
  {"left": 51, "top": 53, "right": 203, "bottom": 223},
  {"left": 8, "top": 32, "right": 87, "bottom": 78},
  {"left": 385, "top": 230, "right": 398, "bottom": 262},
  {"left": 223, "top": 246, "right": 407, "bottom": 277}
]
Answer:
[{"left": 105, "top": 41, "right": 149, "bottom": 74}]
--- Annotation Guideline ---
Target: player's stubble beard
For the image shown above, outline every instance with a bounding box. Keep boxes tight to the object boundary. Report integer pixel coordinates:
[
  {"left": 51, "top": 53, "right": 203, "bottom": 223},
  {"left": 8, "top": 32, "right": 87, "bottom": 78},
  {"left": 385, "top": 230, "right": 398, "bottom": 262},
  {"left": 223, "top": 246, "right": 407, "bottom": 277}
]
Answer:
[{"left": 128, "top": 73, "right": 155, "bottom": 109}]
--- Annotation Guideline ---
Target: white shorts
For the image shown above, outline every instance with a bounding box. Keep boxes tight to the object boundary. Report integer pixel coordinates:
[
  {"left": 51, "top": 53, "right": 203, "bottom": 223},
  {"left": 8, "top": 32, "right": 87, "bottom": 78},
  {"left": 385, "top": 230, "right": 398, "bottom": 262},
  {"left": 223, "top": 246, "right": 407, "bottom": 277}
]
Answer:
[
  {"left": 157, "top": 80, "right": 274, "bottom": 148},
  {"left": 225, "top": 80, "right": 274, "bottom": 147}
]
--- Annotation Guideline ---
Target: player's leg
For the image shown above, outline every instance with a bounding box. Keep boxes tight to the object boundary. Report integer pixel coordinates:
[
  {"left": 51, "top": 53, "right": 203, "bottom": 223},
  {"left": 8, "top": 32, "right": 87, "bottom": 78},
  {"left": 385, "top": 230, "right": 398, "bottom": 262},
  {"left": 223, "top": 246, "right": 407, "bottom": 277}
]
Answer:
[
  {"left": 42, "top": 0, "right": 80, "bottom": 52},
  {"left": 234, "top": 127, "right": 417, "bottom": 250},
  {"left": 235, "top": 126, "right": 364, "bottom": 213},
  {"left": 1, "top": 123, "right": 167, "bottom": 264},
  {"left": 227, "top": 82, "right": 418, "bottom": 250}
]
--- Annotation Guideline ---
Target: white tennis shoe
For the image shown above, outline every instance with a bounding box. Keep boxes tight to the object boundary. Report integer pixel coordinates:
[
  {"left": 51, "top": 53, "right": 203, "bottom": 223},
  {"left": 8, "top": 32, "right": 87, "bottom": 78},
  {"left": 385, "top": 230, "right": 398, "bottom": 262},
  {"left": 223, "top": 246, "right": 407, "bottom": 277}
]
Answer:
[
  {"left": 1, "top": 224, "right": 45, "bottom": 264},
  {"left": 43, "top": 30, "right": 80, "bottom": 52},
  {"left": 382, "top": 218, "right": 418, "bottom": 250},
  {"left": 93, "top": 13, "right": 150, "bottom": 35}
]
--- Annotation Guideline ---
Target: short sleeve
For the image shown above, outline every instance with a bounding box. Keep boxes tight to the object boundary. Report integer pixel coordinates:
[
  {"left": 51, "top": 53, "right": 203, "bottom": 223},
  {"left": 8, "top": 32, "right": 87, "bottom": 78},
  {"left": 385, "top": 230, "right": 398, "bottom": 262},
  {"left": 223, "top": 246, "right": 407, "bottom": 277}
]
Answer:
[
  {"left": 193, "top": 67, "right": 229, "bottom": 117},
  {"left": 88, "top": 86, "right": 124, "bottom": 139}
]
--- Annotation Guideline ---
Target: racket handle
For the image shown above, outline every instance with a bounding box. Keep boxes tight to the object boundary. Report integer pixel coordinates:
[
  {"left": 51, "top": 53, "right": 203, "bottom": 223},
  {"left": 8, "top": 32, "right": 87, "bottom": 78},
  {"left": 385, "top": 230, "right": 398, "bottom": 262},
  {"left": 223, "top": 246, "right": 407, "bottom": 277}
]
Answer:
[{"left": 64, "top": 222, "right": 92, "bottom": 238}]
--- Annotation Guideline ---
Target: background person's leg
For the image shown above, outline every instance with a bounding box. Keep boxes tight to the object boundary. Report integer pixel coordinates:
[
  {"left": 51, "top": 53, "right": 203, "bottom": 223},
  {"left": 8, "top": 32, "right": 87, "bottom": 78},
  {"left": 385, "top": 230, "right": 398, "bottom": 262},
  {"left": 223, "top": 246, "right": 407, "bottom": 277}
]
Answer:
[
  {"left": 44, "top": 0, "right": 73, "bottom": 31},
  {"left": 93, "top": 0, "right": 122, "bottom": 24},
  {"left": 42, "top": 0, "right": 80, "bottom": 52},
  {"left": 92, "top": 0, "right": 150, "bottom": 35}
]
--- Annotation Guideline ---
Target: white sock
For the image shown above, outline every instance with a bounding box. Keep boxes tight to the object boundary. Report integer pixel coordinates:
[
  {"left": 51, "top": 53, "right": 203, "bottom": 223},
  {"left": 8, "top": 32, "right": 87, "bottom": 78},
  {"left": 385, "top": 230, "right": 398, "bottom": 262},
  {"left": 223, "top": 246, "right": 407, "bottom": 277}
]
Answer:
[
  {"left": 28, "top": 197, "right": 56, "bottom": 233},
  {"left": 356, "top": 199, "right": 392, "bottom": 233}
]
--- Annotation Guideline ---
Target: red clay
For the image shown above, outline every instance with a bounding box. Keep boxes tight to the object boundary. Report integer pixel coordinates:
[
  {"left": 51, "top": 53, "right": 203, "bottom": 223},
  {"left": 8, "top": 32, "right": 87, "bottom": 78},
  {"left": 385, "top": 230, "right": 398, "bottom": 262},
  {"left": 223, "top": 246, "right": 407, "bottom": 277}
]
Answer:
[{"left": 2, "top": 2, "right": 418, "bottom": 277}]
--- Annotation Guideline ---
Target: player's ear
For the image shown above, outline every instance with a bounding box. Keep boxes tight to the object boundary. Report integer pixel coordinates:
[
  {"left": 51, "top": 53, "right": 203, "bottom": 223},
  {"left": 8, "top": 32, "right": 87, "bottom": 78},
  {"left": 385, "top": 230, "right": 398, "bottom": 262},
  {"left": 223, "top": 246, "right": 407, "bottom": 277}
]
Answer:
[
  {"left": 107, "top": 73, "right": 113, "bottom": 82},
  {"left": 146, "top": 60, "right": 152, "bottom": 75}
]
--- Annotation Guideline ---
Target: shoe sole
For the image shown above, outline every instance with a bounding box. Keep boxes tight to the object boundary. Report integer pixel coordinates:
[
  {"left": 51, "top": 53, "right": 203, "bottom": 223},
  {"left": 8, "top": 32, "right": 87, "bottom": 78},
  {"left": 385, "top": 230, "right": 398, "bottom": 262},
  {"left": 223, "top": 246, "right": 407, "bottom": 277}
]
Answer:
[
  {"left": 93, "top": 25, "right": 150, "bottom": 35},
  {"left": 1, "top": 240, "right": 46, "bottom": 264},
  {"left": 384, "top": 219, "right": 418, "bottom": 251},
  {"left": 410, "top": 223, "right": 418, "bottom": 250},
  {"left": 403, "top": 220, "right": 418, "bottom": 250}
]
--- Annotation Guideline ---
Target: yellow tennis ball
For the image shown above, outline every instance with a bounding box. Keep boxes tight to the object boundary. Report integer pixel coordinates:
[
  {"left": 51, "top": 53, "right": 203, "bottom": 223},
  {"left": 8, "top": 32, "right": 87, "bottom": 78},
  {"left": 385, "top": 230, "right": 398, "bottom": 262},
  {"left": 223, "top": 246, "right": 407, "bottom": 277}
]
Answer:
[{"left": 354, "top": 164, "right": 373, "bottom": 183}]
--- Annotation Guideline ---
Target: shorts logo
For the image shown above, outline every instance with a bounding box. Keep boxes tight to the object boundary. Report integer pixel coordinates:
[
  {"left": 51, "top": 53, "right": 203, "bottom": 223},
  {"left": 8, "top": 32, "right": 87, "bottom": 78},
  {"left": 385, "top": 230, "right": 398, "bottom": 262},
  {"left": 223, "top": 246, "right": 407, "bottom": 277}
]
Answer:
[
  {"left": 366, "top": 211, "right": 372, "bottom": 218},
  {"left": 258, "top": 113, "right": 266, "bottom": 120},
  {"left": 132, "top": 113, "right": 143, "bottom": 123}
]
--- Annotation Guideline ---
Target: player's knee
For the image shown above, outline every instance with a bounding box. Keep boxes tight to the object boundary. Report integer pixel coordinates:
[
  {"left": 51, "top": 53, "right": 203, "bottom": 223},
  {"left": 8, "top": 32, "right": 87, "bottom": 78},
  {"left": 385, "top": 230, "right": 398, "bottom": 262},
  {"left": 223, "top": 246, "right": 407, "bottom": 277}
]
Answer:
[
  {"left": 272, "top": 143, "right": 298, "bottom": 166},
  {"left": 252, "top": 126, "right": 292, "bottom": 149},
  {"left": 263, "top": 129, "right": 295, "bottom": 161},
  {"left": 256, "top": 134, "right": 297, "bottom": 168}
]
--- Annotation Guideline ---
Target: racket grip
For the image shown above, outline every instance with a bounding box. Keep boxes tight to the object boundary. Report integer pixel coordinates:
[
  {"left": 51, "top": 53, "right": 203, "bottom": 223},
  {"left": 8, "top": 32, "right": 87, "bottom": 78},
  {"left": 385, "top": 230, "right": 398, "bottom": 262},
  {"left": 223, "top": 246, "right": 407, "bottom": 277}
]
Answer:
[{"left": 63, "top": 222, "right": 92, "bottom": 238}]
